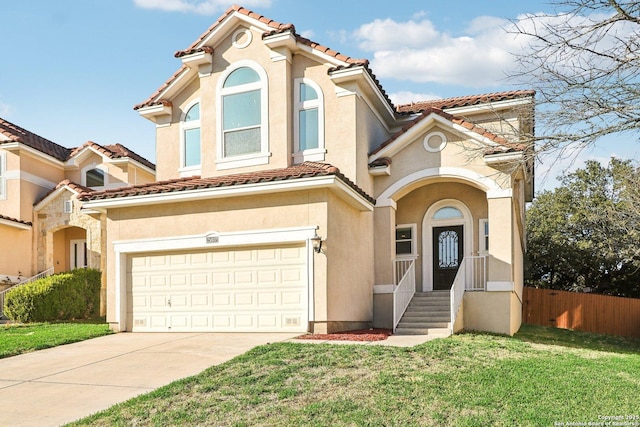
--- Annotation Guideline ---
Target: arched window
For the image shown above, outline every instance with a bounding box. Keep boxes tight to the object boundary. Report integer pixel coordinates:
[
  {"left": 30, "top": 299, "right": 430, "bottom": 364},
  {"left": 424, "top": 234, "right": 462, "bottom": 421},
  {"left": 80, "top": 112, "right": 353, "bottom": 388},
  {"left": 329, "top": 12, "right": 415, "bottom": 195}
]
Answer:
[
  {"left": 181, "top": 102, "right": 201, "bottom": 170},
  {"left": 221, "top": 66, "right": 263, "bottom": 158},
  {"left": 433, "top": 206, "right": 463, "bottom": 220},
  {"left": 293, "top": 78, "right": 325, "bottom": 163},
  {"left": 85, "top": 168, "right": 105, "bottom": 187}
]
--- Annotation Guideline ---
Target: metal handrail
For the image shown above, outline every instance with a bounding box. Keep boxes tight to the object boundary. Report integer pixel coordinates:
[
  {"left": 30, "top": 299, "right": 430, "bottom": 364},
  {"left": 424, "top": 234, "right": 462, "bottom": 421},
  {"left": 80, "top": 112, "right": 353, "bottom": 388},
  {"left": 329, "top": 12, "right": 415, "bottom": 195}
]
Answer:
[
  {"left": 450, "top": 256, "right": 488, "bottom": 333},
  {"left": 393, "top": 259, "right": 416, "bottom": 333},
  {"left": 0, "top": 267, "right": 54, "bottom": 318}
]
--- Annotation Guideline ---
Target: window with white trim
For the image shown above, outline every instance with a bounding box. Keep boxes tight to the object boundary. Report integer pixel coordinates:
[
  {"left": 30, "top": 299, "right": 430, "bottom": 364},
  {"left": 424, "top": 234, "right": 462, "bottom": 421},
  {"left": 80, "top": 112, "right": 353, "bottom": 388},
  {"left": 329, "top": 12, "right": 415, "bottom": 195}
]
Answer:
[
  {"left": 395, "top": 224, "right": 417, "bottom": 257},
  {"left": 85, "top": 168, "right": 105, "bottom": 187},
  {"left": 479, "top": 218, "right": 489, "bottom": 253},
  {"left": 293, "top": 79, "right": 325, "bottom": 163},
  {"left": 181, "top": 101, "right": 201, "bottom": 171},
  {"left": 216, "top": 63, "right": 270, "bottom": 170}
]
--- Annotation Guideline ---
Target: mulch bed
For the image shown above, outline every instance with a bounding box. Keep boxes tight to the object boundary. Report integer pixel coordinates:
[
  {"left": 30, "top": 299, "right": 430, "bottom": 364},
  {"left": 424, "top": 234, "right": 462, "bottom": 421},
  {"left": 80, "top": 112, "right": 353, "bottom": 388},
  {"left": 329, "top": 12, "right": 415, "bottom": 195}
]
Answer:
[{"left": 295, "top": 328, "right": 392, "bottom": 341}]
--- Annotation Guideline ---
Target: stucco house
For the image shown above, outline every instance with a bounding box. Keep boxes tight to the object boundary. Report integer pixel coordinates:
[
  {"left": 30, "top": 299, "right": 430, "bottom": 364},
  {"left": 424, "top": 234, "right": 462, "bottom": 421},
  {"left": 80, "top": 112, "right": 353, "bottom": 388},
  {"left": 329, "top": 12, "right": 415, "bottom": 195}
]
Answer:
[
  {"left": 0, "top": 117, "right": 156, "bottom": 307},
  {"left": 74, "top": 5, "right": 534, "bottom": 336}
]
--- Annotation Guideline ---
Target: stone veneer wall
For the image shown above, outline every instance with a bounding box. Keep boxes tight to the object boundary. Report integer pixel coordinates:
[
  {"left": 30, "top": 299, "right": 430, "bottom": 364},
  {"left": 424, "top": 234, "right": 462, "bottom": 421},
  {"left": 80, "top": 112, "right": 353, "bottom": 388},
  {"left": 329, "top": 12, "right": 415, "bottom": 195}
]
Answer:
[{"left": 36, "top": 191, "right": 102, "bottom": 273}]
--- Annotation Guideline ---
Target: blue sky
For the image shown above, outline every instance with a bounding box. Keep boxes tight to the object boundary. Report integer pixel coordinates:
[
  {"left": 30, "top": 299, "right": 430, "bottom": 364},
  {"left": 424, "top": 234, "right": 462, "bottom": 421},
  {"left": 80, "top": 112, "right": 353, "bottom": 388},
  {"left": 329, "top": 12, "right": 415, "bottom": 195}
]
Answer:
[{"left": 0, "top": 1, "right": 635, "bottom": 190}]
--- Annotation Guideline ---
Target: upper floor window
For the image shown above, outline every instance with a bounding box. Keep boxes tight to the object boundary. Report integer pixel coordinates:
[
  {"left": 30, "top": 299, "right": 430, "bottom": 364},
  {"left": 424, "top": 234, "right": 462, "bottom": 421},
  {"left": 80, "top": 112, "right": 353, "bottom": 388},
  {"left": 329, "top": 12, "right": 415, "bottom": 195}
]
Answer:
[
  {"left": 181, "top": 101, "right": 201, "bottom": 171},
  {"left": 85, "top": 167, "right": 105, "bottom": 187},
  {"left": 216, "top": 63, "right": 270, "bottom": 171},
  {"left": 293, "top": 79, "right": 325, "bottom": 163}
]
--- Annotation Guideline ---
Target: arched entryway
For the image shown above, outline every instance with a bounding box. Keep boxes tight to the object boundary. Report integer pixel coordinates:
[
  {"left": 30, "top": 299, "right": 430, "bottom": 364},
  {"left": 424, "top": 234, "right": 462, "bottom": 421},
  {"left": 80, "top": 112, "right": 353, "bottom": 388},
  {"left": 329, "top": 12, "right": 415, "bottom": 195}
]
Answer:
[
  {"left": 51, "top": 226, "right": 88, "bottom": 273},
  {"left": 422, "top": 199, "right": 473, "bottom": 292}
]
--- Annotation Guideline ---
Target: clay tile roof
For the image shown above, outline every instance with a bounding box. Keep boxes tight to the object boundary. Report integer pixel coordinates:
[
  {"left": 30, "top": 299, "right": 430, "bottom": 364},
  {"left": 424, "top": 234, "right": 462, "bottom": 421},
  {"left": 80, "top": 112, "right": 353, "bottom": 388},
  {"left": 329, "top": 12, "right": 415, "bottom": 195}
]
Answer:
[
  {"left": 79, "top": 161, "right": 375, "bottom": 204},
  {"left": 0, "top": 213, "right": 32, "bottom": 227},
  {"left": 136, "top": 5, "right": 393, "bottom": 111},
  {"left": 174, "top": 45, "right": 214, "bottom": 58},
  {"left": 34, "top": 179, "right": 94, "bottom": 207},
  {"left": 68, "top": 141, "right": 156, "bottom": 170},
  {"left": 396, "top": 90, "right": 535, "bottom": 114},
  {"left": 370, "top": 107, "right": 526, "bottom": 156},
  {"left": 0, "top": 117, "right": 70, "bottom": 161}
]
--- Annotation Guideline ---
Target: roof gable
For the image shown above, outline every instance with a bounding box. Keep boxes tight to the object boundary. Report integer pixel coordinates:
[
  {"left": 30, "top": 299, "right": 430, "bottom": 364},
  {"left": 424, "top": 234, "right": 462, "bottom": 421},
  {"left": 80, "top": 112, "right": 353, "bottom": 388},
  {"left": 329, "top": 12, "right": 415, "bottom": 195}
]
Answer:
[
  {"left": 134, "top": 5, "right": 394, "bottom": 111},
  {"left": 67, "top": 141, "right": 156, "bottom": 171},
  {"left": 33, "top": 179, "right": 92, "bottom": 212},
  {"left": 369, "top": 107, "right": 525, "bottom": 161}
]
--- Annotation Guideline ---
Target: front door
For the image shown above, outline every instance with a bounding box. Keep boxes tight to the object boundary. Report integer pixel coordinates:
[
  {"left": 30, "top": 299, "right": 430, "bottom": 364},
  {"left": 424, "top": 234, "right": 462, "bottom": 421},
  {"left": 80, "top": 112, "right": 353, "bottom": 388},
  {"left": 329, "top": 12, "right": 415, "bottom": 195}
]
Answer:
[
  {"left": 70, "top": 240, "right": 87, "bottom": 269},
  {"left": 432, "top": 225, "right": 463, "bottom": 290}
]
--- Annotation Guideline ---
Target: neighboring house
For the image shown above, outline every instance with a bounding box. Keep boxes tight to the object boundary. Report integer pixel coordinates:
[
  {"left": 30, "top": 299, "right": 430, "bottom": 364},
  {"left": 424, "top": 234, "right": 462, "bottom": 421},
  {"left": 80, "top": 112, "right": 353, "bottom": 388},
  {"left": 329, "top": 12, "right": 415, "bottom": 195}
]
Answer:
[
  {"left": 0, "top": 118, "right": 156, "bottom": 303},
  {"left": 75, "top": 5, "right": 534, "bottom": 336}
]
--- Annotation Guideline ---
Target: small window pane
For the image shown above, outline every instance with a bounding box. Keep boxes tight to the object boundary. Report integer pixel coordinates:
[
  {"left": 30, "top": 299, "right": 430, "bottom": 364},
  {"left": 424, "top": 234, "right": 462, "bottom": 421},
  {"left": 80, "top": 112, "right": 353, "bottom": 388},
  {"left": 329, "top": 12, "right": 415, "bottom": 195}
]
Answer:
[
  {"left": 223, "top": 67, "right": 260, "bottom": 88},
  {"left": 223, "top": 90, "right": 260, "bottom": 130},
  {"left": 395, "top": 228, "right": 412, "bottom": 241},
  {"left": 185, "top": 103, "right": 200, "bottom": 121},
  {"left": 86, "top": 168, "right": 104, "bottom": 187},
  {"left": 224, "top": 128, "right": 261, "bottom": 157},
  {"left": 184, "top": 128, "right": 201, "bottom": 167},
  {"left": 299, "top": 108, "right": 318, "bottom": 151},
  {"left": 433, "top": 207, "right": 463, "bottom": 220},
  {"left": 396, "top": 241, "right": 412, "bottom": 255},
  {"left": 300, "top": 83, "right": 318, "bottom": 102}
]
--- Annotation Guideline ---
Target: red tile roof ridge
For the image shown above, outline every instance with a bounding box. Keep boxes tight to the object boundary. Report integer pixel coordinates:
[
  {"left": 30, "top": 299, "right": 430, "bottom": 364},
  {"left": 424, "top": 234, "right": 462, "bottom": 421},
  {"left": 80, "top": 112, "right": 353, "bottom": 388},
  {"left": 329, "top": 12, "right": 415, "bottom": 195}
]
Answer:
[
  {"left": 79, "top": 162, "right": 375, "bottom": 205},
  {"left": 396, "top": 90, "right": 535, "bottom": 113},
  {"left": 0, "top": 116, "right": 70, "bottom": 161},
  {"left": 137, "top": 5, "right": 393, "bottom": 111},
  {"left": 369, "top": 107, "right": 524, "bottom": 156},
  {"left": 68, "top": 141, "right": 156, "bottom": 171},
  {"left": 0, "top": 213, "right": 32, "bottom": 227},
  {"left": 174, "top": 46, "right": 213, "bottom": 58}
]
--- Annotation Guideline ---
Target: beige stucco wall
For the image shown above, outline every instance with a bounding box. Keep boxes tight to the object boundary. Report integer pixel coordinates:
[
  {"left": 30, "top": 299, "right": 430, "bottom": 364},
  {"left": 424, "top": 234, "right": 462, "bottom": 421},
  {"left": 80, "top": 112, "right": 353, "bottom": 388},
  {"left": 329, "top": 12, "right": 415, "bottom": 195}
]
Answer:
[
  {"left": 463, "top": 291, "right": 519, "bottom": 335},
  {"left": 0, "top": 225, "right": 32, "bottom": 278},
  {"left": 103, "top": 188, "right": 373, "bottom": 333}
]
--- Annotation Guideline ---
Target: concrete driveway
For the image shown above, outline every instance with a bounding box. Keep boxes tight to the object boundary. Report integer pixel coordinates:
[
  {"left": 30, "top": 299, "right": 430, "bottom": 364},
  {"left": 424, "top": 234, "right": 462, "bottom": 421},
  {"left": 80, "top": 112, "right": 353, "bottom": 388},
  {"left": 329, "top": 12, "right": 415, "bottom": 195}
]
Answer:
[{"left": 0, "top": 332, "right": 298, "bottom": 426}]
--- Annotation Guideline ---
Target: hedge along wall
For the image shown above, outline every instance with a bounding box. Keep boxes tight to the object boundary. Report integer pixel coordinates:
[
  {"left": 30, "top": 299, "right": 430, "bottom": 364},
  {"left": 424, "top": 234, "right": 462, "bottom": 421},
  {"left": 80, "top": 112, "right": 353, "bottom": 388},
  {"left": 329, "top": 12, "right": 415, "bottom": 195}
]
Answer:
[{"left": 4, "top": 269, "right": 101, "bottom": 323}]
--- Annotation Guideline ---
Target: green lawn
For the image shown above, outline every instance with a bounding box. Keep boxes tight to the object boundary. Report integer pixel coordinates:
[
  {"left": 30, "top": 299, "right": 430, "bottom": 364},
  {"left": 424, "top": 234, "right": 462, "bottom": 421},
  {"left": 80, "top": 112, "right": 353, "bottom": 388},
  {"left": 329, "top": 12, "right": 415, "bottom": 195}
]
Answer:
[
  {"left": 0, "top": 320, "right": 112, "bottom": 359},
  {"left": 70, "top": 324, "right": 640, "bottom": 426}
]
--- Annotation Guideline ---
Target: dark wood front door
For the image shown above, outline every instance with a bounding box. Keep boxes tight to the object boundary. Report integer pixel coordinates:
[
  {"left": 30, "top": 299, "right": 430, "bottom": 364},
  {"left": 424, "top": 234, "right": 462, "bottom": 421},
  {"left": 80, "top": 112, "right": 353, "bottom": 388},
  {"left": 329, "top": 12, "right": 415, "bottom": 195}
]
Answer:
[{"left": 432, "top": 225, "right": 463, "bottom": 290}]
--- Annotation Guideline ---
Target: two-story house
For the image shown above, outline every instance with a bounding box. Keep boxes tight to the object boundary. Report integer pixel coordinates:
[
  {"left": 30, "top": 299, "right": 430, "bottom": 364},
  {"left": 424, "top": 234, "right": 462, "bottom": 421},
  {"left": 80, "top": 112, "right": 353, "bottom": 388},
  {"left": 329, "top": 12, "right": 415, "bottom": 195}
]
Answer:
[
  {"left": 78, "top": 5, "right": 534, "bottom": 336},
  {"left": 0, "top": 118, "right": 155, "bottom": 309}
]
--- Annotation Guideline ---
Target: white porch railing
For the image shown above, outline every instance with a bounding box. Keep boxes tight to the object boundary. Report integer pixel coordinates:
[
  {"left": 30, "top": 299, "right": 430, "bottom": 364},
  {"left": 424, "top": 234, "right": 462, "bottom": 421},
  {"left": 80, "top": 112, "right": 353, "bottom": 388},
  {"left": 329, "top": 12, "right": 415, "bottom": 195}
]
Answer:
[
  {"left": 0, "top": 267, "right": 54, "bottom": 318},
  {"left": 393, "top": 259, "right": 416, "bottom": 333},
  {"left": 450, "top": 256, "right": 487, "bottom": 333}
]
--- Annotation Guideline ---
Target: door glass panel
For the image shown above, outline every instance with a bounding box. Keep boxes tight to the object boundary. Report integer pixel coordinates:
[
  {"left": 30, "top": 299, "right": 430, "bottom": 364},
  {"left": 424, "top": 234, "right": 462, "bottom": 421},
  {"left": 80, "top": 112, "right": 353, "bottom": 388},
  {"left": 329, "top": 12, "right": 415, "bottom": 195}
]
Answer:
[
  {"left": 438, "top": 230, "right": 459, "bottom": 268},
  {"left": 433, "top": 206, "right": 463, "bottom": 220}
]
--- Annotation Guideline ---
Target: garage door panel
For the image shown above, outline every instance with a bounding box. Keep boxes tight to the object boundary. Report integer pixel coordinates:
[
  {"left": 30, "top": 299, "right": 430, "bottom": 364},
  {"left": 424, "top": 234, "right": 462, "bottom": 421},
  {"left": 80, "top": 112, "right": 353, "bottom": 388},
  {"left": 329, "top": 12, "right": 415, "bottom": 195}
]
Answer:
[{"left": 128, "top": 244, "right": 307, "bottom": 332}]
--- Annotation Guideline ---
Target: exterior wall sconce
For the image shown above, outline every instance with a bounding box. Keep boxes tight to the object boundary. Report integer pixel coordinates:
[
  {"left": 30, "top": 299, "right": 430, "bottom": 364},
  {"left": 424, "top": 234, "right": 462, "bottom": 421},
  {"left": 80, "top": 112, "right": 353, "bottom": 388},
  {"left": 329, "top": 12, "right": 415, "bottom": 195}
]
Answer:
[{"left": 311, "top": 234, "right": 323, "bottom": 253}]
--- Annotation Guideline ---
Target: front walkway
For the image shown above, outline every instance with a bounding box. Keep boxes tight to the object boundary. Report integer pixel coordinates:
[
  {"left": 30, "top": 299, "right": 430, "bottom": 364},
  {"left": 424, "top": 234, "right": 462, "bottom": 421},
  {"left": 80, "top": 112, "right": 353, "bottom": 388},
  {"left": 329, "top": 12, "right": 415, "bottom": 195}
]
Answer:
[{"left": 0, "top": 332, "right": 298, "bottom": 426}]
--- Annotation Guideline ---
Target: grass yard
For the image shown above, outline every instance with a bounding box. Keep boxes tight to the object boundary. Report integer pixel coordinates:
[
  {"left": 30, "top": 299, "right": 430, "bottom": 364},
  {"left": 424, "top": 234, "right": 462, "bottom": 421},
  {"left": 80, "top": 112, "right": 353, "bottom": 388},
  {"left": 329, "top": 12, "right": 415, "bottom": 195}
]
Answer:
[
  {"left": 71, "top": 324, "right": 640, "bottom": 426},
  {"left": 0, "top": 320, "right": 112, "bottom": 359}
]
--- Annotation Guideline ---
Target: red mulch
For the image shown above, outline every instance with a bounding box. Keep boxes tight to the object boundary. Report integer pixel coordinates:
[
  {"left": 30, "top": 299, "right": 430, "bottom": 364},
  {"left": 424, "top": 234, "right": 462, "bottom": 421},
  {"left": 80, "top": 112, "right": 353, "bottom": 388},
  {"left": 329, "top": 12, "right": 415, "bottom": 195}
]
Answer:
[{"left": 295, "top": 328, "right": 392, "bottom": 341}]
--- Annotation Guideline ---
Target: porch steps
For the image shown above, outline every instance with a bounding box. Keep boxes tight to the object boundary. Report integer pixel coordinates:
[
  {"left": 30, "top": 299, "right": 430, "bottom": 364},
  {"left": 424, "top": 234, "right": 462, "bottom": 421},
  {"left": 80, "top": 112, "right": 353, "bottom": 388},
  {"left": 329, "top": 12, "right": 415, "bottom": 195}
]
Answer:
[{"left": 395, "top": 291, "right": 452, "bottom": 336}]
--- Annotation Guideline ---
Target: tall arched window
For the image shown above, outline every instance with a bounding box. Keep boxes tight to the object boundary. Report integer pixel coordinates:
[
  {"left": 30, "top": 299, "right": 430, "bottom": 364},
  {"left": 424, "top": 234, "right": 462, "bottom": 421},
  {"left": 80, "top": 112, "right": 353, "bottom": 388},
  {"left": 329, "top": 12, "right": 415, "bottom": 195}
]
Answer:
[
  {"left": 217, "top": 63, "right": 270, "bottom": 169},
  {"left": 181, "top": 101, "right": 201, "bottom": 170},
  {"left": 293, "top": 78, "right": 325, "bottom": 163}
]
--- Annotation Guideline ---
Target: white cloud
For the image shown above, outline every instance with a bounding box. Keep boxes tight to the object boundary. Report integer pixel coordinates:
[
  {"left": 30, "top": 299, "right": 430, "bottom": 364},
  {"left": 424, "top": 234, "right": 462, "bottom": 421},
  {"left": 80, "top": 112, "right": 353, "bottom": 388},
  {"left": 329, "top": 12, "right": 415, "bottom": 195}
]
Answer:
[
  {"left": 299, "top": 29, "right": 315, "bottom": 39},
  {"left": 353, "top": 15, "right": 523, "bottom": 87},
  {"left": 388, "top": 91, "right": 441, "bottom": 106},
  {"left": 0, "top": 99, "right": 14, "bottom": 117},
  {"left": 133, "top": 0, "right": 271, "bottom": 15}
]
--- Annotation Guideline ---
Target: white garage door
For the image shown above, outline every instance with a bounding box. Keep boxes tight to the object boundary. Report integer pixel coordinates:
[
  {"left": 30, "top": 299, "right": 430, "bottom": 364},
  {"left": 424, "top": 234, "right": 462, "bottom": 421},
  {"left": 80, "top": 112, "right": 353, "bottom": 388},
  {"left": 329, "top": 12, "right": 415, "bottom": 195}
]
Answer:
[{"left": 127, "top": 244, "right": 308, "bottom": 332}]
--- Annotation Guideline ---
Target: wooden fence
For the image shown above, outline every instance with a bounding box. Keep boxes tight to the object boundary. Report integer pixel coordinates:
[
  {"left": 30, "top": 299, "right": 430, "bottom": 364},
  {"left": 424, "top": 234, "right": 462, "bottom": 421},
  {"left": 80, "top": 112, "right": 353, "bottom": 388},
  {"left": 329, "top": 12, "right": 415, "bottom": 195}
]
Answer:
[{"left": 522, "top": 287, "right": 640, "bottom": 338}]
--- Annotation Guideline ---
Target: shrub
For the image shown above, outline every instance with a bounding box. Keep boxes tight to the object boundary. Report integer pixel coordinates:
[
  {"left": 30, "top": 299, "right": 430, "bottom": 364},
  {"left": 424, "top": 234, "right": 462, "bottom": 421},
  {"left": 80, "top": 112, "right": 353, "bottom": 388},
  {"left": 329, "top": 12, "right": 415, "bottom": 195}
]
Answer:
[{"left": 4, "top": 269, "right": 101, "bottom": 323}]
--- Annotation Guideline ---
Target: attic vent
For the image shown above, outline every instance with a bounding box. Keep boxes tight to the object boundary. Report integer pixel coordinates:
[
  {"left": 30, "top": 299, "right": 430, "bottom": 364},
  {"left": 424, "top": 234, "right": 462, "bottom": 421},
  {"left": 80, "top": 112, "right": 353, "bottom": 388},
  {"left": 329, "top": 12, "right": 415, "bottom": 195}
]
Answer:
[
  {"left": 284, "top": 316, "right": 300, "bottom": 327},
  {"left": 63, "top": 200, "right": 73, "bottom": 214}
]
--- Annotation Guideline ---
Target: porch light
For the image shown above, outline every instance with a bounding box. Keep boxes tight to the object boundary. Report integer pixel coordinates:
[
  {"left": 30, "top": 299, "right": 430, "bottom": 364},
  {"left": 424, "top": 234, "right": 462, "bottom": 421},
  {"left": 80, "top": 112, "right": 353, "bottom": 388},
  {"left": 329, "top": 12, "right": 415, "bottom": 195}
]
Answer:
[{"left": 311, "top": 234, "right": 323, "bottom": 253}]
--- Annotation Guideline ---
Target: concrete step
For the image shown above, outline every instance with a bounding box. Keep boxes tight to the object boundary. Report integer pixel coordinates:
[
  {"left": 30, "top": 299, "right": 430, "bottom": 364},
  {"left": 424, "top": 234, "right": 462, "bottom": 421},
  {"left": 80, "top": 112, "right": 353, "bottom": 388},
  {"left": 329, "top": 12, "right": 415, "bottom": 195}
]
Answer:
[
  {"left": 396, "top": 321, "right": 450, "bottom": 329},
  {"left": 394, "top": 327, "right": 451, "bottom": 336},
  {"left": 400, "top": 314, "right": 450, "bottom": 322}
]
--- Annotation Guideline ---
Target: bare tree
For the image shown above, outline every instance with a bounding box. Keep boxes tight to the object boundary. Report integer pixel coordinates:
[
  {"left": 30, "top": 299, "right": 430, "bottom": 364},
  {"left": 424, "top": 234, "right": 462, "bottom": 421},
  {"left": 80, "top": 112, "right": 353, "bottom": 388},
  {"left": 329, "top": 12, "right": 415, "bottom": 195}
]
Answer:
[{"left": 510, "top": 0, "right": 640, "bottom": 158}]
